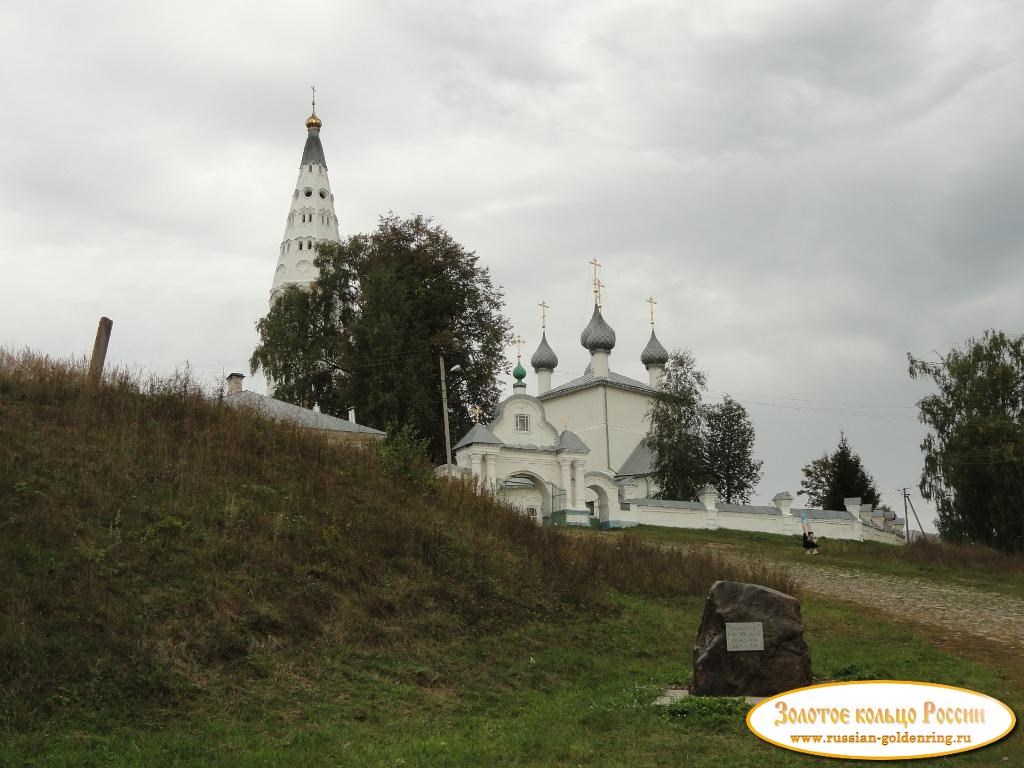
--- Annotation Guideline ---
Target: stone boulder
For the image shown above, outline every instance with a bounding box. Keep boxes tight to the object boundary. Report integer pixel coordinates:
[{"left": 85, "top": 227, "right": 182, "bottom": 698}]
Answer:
[{"left": 692, "top": 580, "right": 811, "bottom": 697}]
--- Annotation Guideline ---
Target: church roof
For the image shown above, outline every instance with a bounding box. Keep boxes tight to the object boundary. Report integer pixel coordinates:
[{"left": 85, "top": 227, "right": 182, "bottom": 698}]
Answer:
[
  {"left": 580, "top": 305, "right": 616, "bottom": 352},
  {"left": 530, "top": 333, "right": 559, "bottom": 370},
  {"left": 640, "top": 329, "right": 669, "bottom": 367},
  {"left": 453, "top": 423, "right": 503, "bottom": 451},
  {"left": 224, "top": 391, "right": 383, "bottom": 435},
  {"left": 556, "top": 429, "right": 589, "bottom": 453},
  {"left": 538, "top": 369, "right": 654, "bottom": 400},
  {"left": 617, "top": 439, "right": 655, "bottom": 477},
  {"left": 301, "top": 127, "right": 328, "bottom": 169}
]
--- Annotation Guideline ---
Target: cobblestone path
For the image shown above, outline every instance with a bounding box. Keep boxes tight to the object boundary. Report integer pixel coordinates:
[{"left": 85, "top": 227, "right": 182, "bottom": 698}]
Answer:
[{"left": 785, "top": 561, "right": 1024, "bottom": 650}]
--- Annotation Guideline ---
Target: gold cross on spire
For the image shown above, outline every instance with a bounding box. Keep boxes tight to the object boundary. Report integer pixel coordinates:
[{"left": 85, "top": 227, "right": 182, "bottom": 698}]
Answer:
[
  {"left": 595, "top": 278, "right": 605, "bottom": 309},
  {"left": 538, "top": 300, "right": 549, "bottom": 332},
  {"left": 589, "top": 257, "right": 602, "bottom": 300},
  {"left": 647, "top": 296, "right": 657, "bottom": 327},
  {"left": 310, "top": 84, "right": 317, "bottom": 111},
  {"left": 472, "top": 404, "right": 483, "bottom": 423},
  {"left": 513, "top": 334, "right": 525, "bottom": 362}
]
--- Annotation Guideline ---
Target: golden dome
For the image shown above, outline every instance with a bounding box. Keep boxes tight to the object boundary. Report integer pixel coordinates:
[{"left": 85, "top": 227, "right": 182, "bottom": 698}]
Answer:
[{"left": 305, "top": 111, "right": 322, "bottom": 129}]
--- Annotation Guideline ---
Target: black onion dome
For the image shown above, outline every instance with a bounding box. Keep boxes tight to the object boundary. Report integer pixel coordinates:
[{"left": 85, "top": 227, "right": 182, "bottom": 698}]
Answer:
[
  {"left": 530, "top": 333, "right": 559, "bottom": 370},
  {"left": 580, "top": 305, "right": 616, "bottom": 352},
  {"left": 640, "top": 329, "right": 669, "bottom": 367}
]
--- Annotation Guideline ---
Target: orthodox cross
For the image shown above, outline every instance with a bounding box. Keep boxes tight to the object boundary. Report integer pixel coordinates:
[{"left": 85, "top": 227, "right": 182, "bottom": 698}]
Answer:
[
  {"left": 310, "top": 84, "right": 317, "bottom": 111},
  {"left": 647, "top": 296, "right": 657, "bottom": 327},
  {"left": 589, "top": 257, "right": 602, "bottom": 301},
  {"left": 513, "top": 334, "right": 525, "bottom": 361},
  {"left": 472, "top": 404, "right": 483, "bottom": 423},
  {"left": 538, "top": 300, "right": 549, "bottom": 332},
  {"left": 595, "top": 278, "right": 605, "bottom": 309}
]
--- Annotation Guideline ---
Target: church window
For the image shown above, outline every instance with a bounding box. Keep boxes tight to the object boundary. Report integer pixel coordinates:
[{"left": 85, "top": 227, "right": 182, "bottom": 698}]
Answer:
[
  {"left": 307, "top": 240, "right": 313, "bottom": 250},
  {"left": 303, "top": 188, "right": 312, "bottom": 197},
  {"left": 319, "top": 190, "right": 327, "bottom": 199},
  {"left": 298, "top": 241, "right": 303, "bottom": 251},
  {"left": 515, "top": 414, "right": 530, "bottom": 432}
]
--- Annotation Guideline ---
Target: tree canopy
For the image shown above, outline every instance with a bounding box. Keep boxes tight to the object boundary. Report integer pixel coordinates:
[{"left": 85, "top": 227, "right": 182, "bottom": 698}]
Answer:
[
  {"left": 798, "top": 433, "right": 880, "bottom": 511},
  {"left": 251, "top": 214, "right": 512, "bottom": 462},
  {"left": 646, "top": 351, "right": 762, "bottom": 502},
  {"left": 909, "top": 330, "right": 1024, "bottom": 552},
  {"left": 703, "top": 395, "right": 763, "bottom": 504}
]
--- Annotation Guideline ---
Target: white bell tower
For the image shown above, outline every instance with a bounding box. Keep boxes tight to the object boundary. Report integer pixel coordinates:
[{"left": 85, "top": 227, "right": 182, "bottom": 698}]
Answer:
[{"left": 269, "top": 89, "right": 342, "bottom": 304}]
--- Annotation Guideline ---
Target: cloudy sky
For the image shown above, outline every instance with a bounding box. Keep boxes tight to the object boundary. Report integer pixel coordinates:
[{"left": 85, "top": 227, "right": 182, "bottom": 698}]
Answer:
[{"left": 3, "top": 1, "right": 1022, "bottom": 529}]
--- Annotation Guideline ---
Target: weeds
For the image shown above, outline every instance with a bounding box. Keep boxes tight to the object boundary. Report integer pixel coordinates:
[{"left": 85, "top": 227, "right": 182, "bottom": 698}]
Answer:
[{"left": 1, "top": 349, "right": 789, "bottom": 730}]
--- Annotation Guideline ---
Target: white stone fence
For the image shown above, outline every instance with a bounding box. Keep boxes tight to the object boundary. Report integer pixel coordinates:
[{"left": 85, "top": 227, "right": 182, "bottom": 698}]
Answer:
[{"left": 621, "top": 487, "right": 906, "bottom": 545}]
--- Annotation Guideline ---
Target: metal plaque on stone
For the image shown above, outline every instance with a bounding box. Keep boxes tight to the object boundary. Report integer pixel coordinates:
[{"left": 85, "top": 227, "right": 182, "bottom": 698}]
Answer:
[{"left": 725, "top": 622, "right": 765, "bottom": 652}]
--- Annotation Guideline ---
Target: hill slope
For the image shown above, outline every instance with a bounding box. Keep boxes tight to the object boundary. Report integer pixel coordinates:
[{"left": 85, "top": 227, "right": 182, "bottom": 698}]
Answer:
[{"left": 0, "top": 351, "right": 788, "bottom": 731}]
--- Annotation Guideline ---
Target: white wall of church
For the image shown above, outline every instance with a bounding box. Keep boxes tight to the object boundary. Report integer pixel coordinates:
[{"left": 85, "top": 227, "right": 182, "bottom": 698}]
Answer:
[
  {"left": 605, "top": 387, "right": 651, "bottom": 472},
  {"left": 490, "top": 396, "right": 559, "bottom": 448},
  {"left": 540, "top": 385, "right": 651, "bottom": 473},
  {"left": 540, "top": 387, "right": 607, "bottom": 467}
]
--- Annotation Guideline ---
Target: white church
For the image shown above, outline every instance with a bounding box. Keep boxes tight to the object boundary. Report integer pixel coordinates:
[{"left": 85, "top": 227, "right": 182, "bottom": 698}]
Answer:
[
  {"left": 249, "top": 98, "right": 906, "bottom": 545},
  {"left": 452, "top": 289, "right": 668, "bottom": 528}
]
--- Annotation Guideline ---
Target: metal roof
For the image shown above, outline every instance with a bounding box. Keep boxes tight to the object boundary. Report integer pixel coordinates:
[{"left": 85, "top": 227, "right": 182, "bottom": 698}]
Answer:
[
  {"left": 453, "top": 423, "right": 503, "bottom": 451},
  {"left": 538, "top": 369, "right": 655, "bottom": 400},
  {"left": 556, "top": 429, "right": 589, "bottom": 453},
  {"left": 301, "top": 129, "right": 328, "bottom": 169},
  {"left": 530, "top": 332, "right": 559, "bottom": 370},
  {"left": 630, "top": 498, "right": 706, "bottom": 511},
  {"left": 617, "top": 439, "right": 655, "bottom": 476},
  {"left": 580, "top": 305, "right": 616, "bottom": 352},
  {"left": 224, "top": 391, "right": 383, "bottom": 434},
  {"left": 640, "top": 329, "right": 669, "bottom": 366},
  {"left": 794, "top": 507, "right": 857, "bottom": 521},
  {"left": 716, "top": 503, "right": 781, "bottom": 516}
]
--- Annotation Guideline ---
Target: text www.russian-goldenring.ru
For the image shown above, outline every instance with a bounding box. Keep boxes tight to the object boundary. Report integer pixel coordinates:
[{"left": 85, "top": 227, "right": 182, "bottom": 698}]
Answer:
[{"left": 790, "top": 732, "right": 973, "bottom": 747}]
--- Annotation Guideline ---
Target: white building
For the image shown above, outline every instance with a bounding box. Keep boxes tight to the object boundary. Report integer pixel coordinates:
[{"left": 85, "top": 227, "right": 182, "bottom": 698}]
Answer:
[
  {"left": 453, "top": 297, "right": 668, "bottom": 527},
  {"left": 268, "top": 99, "right": 342, "bottom": 305},
  {"left": 451, "top": 295, "right": 906, "bottom": 545}
]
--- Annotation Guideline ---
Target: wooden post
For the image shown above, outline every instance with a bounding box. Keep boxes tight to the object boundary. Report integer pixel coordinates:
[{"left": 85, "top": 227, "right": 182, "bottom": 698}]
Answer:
[{"left": 87, "top": 316, "right": 113, "bottom": 388}]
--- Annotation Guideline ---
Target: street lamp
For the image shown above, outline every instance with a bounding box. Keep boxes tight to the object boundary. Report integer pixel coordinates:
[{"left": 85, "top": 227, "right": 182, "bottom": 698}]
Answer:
[{"left": 439, "top": 353, "right": 462, "bottom": 471}]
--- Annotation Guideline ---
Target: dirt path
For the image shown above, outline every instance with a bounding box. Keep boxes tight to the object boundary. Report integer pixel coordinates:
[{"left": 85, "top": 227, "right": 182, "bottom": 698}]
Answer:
[{"left": 784, "top": 561, "right": 1024, "bottom": 651}]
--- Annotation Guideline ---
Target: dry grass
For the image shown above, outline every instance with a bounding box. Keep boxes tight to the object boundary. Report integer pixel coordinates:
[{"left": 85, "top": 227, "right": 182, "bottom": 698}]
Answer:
[
  {"left": 896, "top": 536, "right": 1024, "bottom": 573},
  {"left": 0, "top": 349, "right": 790, "bottom": 729}
]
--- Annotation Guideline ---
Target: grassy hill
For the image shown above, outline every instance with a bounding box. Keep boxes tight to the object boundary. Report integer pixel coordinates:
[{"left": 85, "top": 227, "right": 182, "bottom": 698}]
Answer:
[{"left": 2, "top": 350, "right": 1021, "bottom": 766}]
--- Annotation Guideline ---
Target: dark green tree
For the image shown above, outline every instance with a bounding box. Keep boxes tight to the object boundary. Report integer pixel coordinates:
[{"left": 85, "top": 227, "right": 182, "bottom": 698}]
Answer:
[
  {"left": 703, "top": 395, "right": 763, "bottom": 503},
  {"left": 647, "top": 350, "right": 709, "bottom": 500},
  {"left": 798, "top": 433, "right": 880, "bottom": 511},
  {"left": 250, "top": 238, "right": 359, "bottom": 410},
  {"left": 909, "top": 330, "right": 1024, "bottom": 552},
  {"left": 251, "top": 214, "right": 511, "bottom": 463}
]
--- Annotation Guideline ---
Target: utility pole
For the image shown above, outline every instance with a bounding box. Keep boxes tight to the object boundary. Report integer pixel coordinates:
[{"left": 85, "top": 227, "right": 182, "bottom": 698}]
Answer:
[
  {"left": 899, "top": 487, "right": 926, "bottom": 539},
  {"left": 439, "top": 351, "right": 452, "bottom": 469}
]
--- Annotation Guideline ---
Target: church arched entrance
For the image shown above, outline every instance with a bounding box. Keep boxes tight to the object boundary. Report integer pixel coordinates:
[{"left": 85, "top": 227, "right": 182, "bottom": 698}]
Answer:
[
  {"left": 587, "top": 483, "right": 612, "bottom": 525},
  {"left": 584, "top": 471, "right": 623, "bottom": 527},
  {"left": 497, "top": 471, "right": 552, "bottom": 524}
]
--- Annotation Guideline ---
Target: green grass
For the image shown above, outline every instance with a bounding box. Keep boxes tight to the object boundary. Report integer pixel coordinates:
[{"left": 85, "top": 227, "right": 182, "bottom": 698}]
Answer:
[
  {"left": 626, "top": 524, "right": 1024, "bottom": 599},
  {"left": 3, "top": 594, "right": 1021, "bottom": 767}
]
